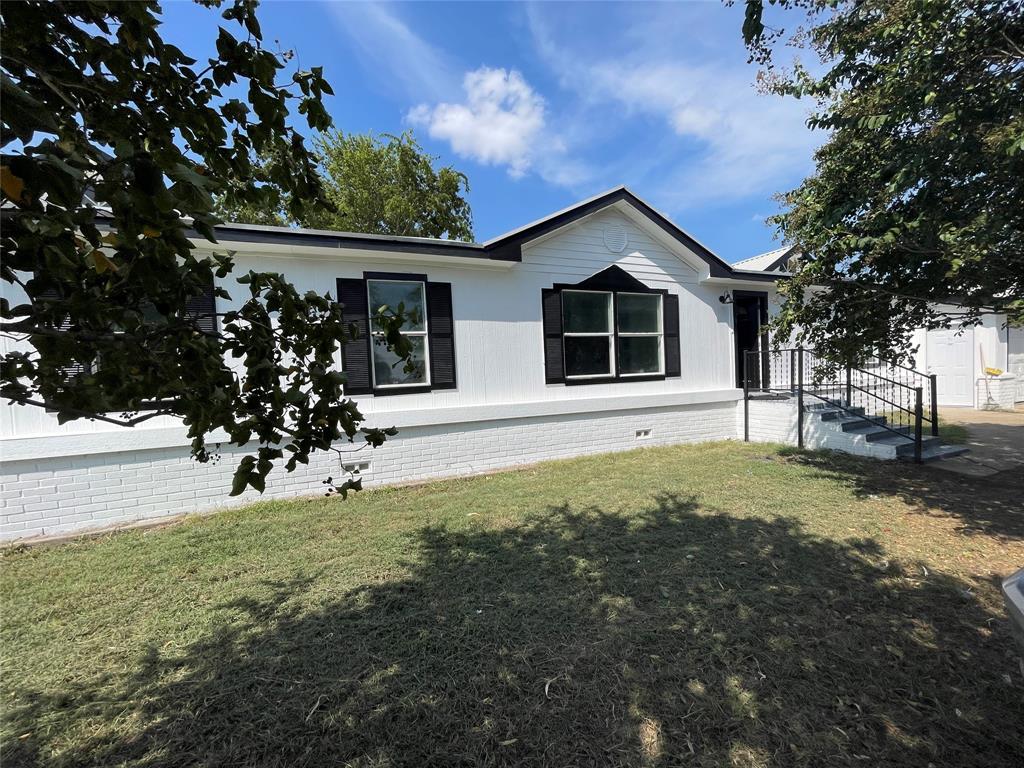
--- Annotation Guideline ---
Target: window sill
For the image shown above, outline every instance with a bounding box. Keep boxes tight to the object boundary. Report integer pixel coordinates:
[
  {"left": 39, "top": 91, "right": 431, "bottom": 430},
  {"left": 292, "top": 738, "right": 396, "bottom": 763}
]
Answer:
[
  {"left": 563, "top": 373, "right": 671, "bottom": 385},
  {"left": 367, "top": 385, "right": 437, "bottom": 397}
]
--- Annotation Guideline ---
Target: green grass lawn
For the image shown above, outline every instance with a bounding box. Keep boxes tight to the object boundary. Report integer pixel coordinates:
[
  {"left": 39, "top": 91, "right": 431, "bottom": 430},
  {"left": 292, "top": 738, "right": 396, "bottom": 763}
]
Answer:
[
  {"left": 3, "top": 441, "right": 1022, "bottom": 768},
  {"left": 936, "top": 418, "right": 971, "bottom": 443},
  {"left": 926, "top": 414, "right": 971, "bottom": 444}
]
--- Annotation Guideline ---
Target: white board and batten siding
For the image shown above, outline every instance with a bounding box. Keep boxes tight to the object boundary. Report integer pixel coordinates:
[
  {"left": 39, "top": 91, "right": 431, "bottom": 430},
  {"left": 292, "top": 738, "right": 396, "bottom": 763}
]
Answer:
[{"left": 0, "top": 208, "right": 746, "bottom": 541}]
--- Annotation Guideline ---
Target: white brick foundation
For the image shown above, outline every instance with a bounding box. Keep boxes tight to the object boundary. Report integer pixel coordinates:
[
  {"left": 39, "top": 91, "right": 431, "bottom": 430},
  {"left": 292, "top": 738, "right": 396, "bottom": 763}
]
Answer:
[
  {"left": 741, "top": 397, "right": 799, "bottom": 444},
  {"left": 1, "top": 401, "right": 737, "bottom": 541},
  {"left": 742, "top": 397, "right": 904, "bottom": 460}
]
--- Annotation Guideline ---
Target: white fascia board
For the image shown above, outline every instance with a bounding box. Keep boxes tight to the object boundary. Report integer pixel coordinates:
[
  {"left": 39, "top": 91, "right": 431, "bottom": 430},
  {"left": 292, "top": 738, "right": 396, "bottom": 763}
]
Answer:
[
  {"left": 0, "top": 426, "right": 233, "bottom": 463},
  {"left": 1, "top": 388, "right": 742, "bottom": 461},
  {"left": 190, "top": 238, "right": 517, "bottom": 271},
  {"left": 359, "top": 388, "right": 743, "bottom": 430},
  {"left": 702, "top": 275, "right": 783, "bottom": 290},
  {"left": 481, "top": 185, "right": 628, "bottom": 246}
]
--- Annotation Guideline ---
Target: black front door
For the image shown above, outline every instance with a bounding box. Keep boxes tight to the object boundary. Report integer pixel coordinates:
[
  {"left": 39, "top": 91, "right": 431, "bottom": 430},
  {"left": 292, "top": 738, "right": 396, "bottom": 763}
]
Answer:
[{"left": 733, "top": 292, "right": 768, "bottom": 389}]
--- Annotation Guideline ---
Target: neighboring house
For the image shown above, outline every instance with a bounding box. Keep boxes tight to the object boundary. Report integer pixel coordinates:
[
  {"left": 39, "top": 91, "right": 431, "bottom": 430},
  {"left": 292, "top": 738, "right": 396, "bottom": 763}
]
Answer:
[
  {"left": 0, "top": 187, "right": 1013, "bottom": 541},
  {"left": 736, "top": 247, "right": 1023, "bottom": 409}
]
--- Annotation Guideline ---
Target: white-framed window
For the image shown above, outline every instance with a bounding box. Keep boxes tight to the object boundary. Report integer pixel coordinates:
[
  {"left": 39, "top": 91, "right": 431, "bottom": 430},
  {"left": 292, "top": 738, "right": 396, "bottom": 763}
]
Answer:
[
  {"left": 367, "top": 279, "right": 430, "bottom": 388},
  {"left": 616, "top": 292, "right": 664, "bottom": 376},
  {"left": 560, "top": 289, "right": 664, "bottom": 380},
  {"left": 562, "top": 290, "right": 615, "bottom": 379}
]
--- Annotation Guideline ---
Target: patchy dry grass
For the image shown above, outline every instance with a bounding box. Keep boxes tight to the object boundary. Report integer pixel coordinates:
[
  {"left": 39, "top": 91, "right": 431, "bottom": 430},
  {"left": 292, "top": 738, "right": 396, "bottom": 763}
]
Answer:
[{"left": 2, "top": 441, "right": 1022, "bottom": 767}]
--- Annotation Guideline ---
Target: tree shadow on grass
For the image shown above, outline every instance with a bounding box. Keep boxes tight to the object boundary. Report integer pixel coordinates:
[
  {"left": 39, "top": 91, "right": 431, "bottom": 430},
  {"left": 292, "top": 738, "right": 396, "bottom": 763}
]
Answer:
[
  {"left": 776, "top": 447, "right": 1024, "bottom": 540},
  {"left": 5, "top": 494, "right": 1022, "bottom": 767}
]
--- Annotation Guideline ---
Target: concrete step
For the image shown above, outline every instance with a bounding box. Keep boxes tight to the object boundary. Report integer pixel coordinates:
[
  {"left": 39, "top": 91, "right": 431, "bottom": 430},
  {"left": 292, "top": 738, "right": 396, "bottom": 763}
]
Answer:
[
  {"left": 902, "top": 443, "right": 971, "bottom": 463},
  {"left": 814, "top": 406, "right": 865, "bottom": 421},
  {"left": 838, "top": 421, "right": 915, "bottom": 442},
  {"left": 839, "top": 416, "right": 892, "bottom": 433},
  {"left": 871, "top": 433, "right": 938, "bottom": 454},
  {"left": 855, "top": 431, "right": 969, "bottom": 462}
]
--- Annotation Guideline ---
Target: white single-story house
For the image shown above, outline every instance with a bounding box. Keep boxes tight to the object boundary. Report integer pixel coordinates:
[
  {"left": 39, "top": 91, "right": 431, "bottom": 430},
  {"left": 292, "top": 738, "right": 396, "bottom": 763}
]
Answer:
[{"left": 0, "top": 187, "right": 1018, "bottom": 541}]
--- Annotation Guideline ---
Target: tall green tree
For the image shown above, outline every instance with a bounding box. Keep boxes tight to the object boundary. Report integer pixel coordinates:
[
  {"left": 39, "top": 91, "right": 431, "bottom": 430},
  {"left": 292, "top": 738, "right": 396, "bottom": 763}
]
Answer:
[
  {"left": 1, "top": 1, "right": 411, "bottom": 497},
  {"left": 308, "top": 131, "right": 473, "bottom": 240},
  {"left": 212, "top": 148, "right": 290, "bottom": 227},
  {"left": 220, "top": 131, "right": 474, "bottom": 240},
  {"left": 739, "top": 0, "right": 1024, "bottom": 365}
]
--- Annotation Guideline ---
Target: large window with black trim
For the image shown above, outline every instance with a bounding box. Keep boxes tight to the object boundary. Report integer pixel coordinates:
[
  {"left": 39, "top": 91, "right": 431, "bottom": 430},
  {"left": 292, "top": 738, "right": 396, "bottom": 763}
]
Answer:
[
  {"left": 336, "top": 272, "right": 456, "bottom": 396},
  {"left": 542, "top": 265, "right": 680, "bottom": 385},
  {"left": 367, "top": 279, "right": 430, "bottom": 387}
]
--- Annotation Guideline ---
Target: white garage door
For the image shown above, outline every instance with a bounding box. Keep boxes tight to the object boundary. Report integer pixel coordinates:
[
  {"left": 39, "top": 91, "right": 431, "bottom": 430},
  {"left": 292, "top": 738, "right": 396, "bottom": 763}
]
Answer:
[
  {"left": 1009, "top": 327, "right": 1024, "bottom": 403},
  {"left": 927, "top": 328, "right": 974, "bottom": 406}
]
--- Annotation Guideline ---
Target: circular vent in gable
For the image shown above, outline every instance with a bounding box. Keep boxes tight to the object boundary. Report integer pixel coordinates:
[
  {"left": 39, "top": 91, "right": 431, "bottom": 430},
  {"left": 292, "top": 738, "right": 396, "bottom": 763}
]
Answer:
[{"left": 603, "top": 224, "right": 629, "bottom": 253}]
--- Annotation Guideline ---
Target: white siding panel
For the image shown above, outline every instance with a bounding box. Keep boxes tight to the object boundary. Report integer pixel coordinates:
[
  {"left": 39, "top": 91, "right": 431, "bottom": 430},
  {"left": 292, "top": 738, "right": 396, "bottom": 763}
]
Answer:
[
  {"left": 523, "top": 211, "right": 699, "bottom": 285},
  {"left": 2, "top": 209, "right": 736, "bottom": 442}
]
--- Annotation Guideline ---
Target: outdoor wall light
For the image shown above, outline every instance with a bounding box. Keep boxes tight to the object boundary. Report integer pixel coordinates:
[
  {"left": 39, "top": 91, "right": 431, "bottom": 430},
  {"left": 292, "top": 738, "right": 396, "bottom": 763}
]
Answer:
[{"left": 719, "top": 291, "right": 734, "bottom": 305}]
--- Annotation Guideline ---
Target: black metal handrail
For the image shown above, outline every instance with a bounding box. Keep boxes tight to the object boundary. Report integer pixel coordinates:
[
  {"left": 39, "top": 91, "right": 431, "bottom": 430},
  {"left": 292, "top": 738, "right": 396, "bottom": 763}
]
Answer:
[
  {"left": 863, "top": 355, "right": 930, "bottom": 378},
  {"left": 859, "top": 355, "right": 937, "bottom": 430},
  {"left": 848, "top": 383, "right": 914, "bottom": 415},
  {"left": 804, "top": 387, "right": 918, "bottom": 444},
  {"left": 742, "top": 347, "right": 935, "bottom": 463},
  {"left": 851, "top": 365, "right": 918, "bottom": 391}
]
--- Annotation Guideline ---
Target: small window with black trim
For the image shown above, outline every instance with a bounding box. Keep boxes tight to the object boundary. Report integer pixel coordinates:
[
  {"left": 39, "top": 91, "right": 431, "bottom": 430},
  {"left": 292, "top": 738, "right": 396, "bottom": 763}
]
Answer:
[
  {"left": 561, "top": 290, "right": 664, "bottom": 379},
  {"left": 616, "top": 292, "right": 663, "bottom": 376},
  {"left": 542, "top": 265, "right": 680, "bottom": 385},
  {"left": 367, "top": 279, "right": 430, "bottom": 388}
]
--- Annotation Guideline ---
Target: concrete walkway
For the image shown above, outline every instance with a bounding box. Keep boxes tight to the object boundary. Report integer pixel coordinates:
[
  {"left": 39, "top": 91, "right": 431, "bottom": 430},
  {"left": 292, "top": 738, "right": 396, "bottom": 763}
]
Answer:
[{"left": 937, "top": 406, "right": 1024, "bottom": 478}]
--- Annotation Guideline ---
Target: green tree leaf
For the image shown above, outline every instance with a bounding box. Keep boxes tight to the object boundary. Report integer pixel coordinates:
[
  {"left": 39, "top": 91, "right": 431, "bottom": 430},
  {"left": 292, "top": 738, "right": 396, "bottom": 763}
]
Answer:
[
  {"left": 1, "top": 0, "right": 415, "bottom": 499},
  {"left": 735, "top": 0, "right": 1024, "bottom": 364}
]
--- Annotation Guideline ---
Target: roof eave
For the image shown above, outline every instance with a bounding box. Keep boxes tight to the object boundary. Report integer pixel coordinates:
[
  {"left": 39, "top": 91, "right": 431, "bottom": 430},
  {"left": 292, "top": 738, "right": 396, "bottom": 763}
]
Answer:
[{"left": 92, "top": 213, "right": 517, "bottom": 262}]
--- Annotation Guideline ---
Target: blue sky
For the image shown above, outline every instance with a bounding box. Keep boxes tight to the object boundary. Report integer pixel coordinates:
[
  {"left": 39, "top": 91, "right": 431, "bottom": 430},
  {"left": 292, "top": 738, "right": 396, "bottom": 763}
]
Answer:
[{"left": 159, "top": 1, "right": 821, "bottom": 263}]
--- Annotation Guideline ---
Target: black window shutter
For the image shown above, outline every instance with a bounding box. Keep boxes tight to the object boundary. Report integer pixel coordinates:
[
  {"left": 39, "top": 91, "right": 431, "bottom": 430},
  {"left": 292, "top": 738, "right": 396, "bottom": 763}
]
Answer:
[
  {"left": 336, "top": 278, "right": 373, "bottom": 395},
  {"left": 42, "top": 289, "right": 90, "bottom": 380},
  {"left": 426, "top": 281, "right": 456, "bottom": 390},
  {"left": 185, "top": 277, "right": 217, "bottom": 334},
  {"left": 541, "top": 288, "right": 564, "bottom": 383},
  {"left": 664, "top": 293, "right": 681, "bottom": 378}
]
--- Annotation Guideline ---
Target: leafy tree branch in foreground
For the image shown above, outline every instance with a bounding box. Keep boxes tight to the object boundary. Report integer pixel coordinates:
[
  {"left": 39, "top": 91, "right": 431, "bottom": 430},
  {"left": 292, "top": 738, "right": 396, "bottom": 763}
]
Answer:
[
  {"left": 0, "top": 0, "right": 414, "bottom": 497},
  {"left": 738, "top": 0, "right": 1023, "bottom": 365}
]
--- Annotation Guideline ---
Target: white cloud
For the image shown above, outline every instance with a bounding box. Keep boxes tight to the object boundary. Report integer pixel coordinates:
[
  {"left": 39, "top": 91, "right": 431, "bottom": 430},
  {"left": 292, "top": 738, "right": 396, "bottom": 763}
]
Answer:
[
  {"left": 587, "top": 61, "right": 818, "bottom": 206},
  {"left": 331, "top": 1, "right": 820, "bottom": 207},
  {"left": 409, "top": 67, "right": 561, "bottom": 180}
]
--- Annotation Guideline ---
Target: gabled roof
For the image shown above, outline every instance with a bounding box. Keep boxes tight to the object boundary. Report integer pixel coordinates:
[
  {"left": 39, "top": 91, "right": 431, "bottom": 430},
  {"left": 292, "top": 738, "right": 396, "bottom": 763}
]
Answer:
[
  {"left": 93, "top": 186, "right": 782, "bottom": 280},
  {"left": 481, "top": 186, "right": 756, "bottom": 279},
  {"left": 732, "top": 245, "right": 797, "bottom": 274}
]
